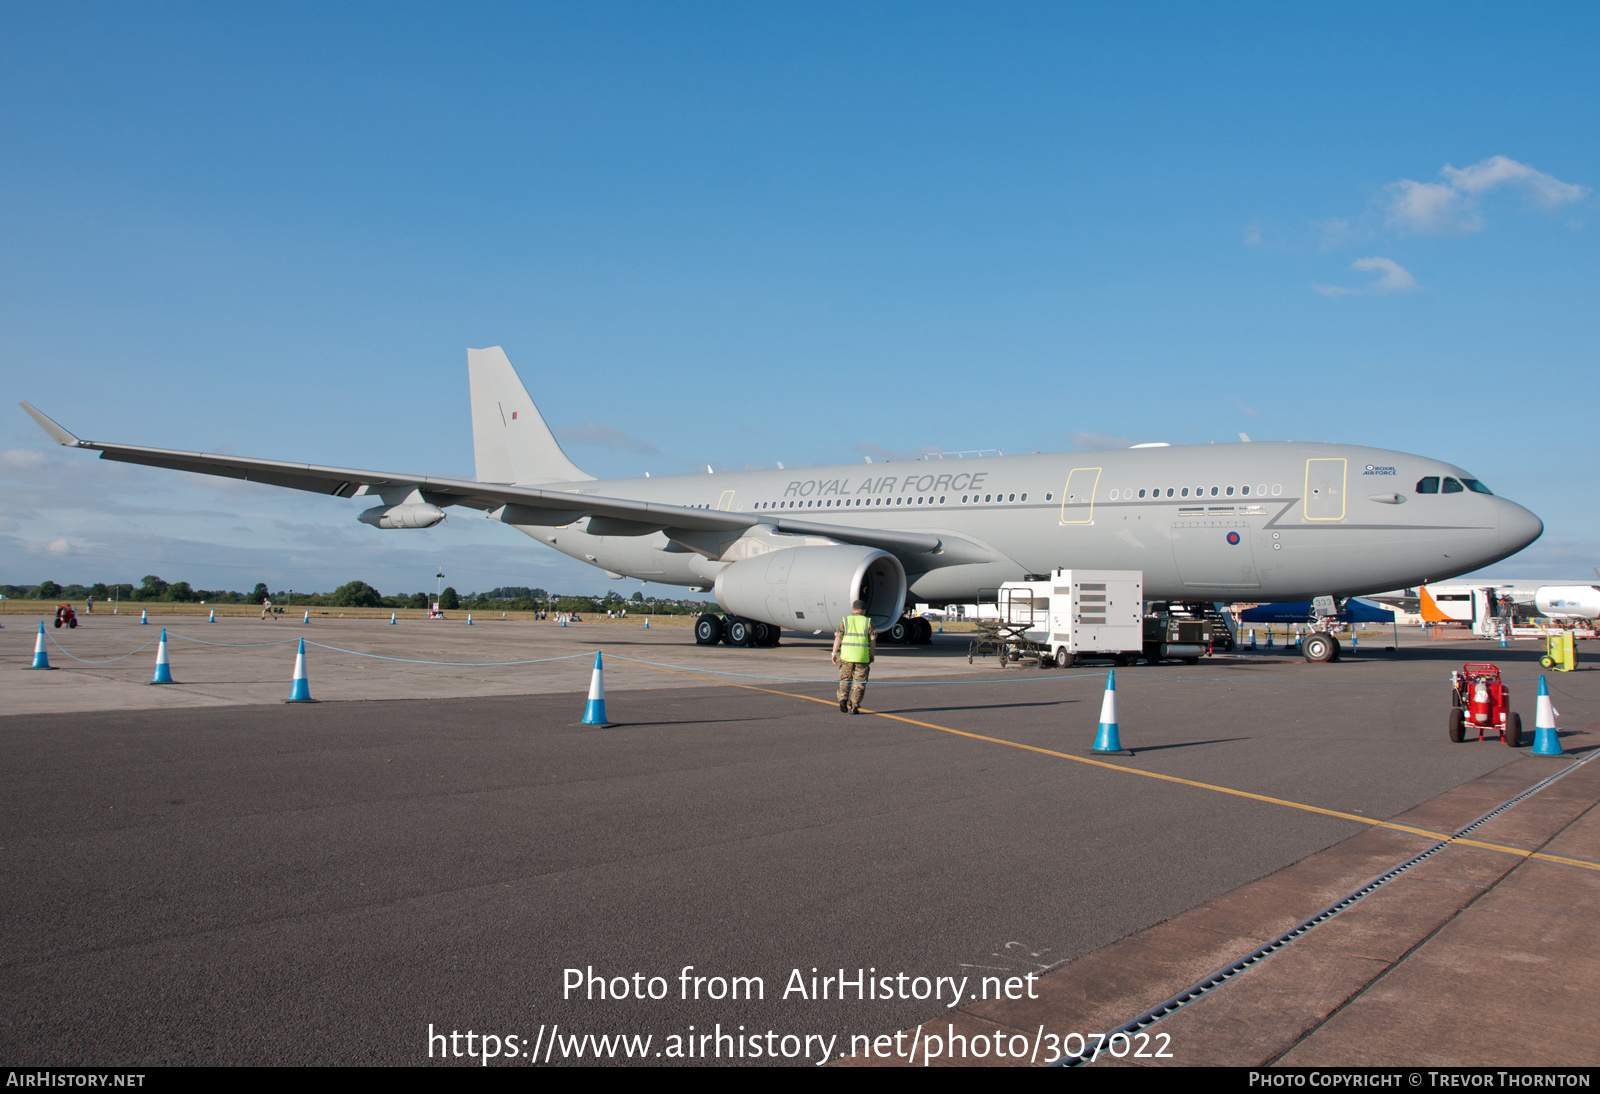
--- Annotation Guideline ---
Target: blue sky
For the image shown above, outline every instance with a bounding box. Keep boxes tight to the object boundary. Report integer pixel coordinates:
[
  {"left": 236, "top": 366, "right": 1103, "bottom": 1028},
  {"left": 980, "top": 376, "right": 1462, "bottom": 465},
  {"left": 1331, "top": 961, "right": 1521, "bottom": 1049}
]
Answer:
[{"left": 2, "top": 4, "right": 1595, "bottom": 595}]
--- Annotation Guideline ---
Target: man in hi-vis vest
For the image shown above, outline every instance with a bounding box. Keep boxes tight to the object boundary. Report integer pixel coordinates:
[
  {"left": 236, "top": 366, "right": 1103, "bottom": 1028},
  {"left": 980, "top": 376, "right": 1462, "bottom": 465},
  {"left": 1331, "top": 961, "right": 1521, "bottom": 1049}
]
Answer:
[{"left": 831, "top": 599, "right": 877, "bottom": 714}]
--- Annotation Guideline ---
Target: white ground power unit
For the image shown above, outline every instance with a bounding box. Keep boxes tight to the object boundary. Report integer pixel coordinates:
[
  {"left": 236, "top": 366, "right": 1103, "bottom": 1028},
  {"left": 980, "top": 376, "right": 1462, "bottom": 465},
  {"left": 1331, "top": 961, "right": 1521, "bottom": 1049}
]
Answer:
[{"left": 997, "top": 569, "right": 1144, "bottom": 666}]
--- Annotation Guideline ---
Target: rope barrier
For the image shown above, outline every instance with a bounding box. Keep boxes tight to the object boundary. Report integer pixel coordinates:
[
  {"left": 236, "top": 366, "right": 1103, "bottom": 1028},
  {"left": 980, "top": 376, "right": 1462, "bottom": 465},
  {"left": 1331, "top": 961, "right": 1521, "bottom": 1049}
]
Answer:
[{"left": 44, "top": 633, "right": 160, "bottom": 663}]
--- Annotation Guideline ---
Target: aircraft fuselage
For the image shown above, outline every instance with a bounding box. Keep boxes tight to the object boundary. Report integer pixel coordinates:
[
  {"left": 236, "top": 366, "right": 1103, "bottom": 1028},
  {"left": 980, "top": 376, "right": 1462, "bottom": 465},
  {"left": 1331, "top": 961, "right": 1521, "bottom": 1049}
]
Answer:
[{"left": 511, "top": 441, "right": 1543, "bottom": 604}]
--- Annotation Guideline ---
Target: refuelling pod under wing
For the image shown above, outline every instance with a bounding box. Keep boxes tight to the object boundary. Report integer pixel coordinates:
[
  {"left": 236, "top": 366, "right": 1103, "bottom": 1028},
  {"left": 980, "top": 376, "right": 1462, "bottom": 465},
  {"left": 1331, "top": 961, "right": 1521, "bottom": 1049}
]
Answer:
[
  {"left": 358, "top": 503, "right": 446, "bottom": 529},
  {"left": 714, "top": 545, "right": 907, "bottom": 633}
]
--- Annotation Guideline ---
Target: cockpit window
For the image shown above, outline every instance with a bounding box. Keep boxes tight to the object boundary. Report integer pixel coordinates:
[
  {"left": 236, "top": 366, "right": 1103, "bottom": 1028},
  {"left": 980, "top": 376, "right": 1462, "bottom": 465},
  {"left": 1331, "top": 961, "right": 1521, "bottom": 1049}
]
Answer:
[
  {"left": 1416, "top": 476, "right": 1439, "bottom": 494},
  {"left": 1462, "top": 478, "right": 1494, "bottom": 495},
  {"left": 1442, "top": 477, "right": 1464, "bottom": 493}
]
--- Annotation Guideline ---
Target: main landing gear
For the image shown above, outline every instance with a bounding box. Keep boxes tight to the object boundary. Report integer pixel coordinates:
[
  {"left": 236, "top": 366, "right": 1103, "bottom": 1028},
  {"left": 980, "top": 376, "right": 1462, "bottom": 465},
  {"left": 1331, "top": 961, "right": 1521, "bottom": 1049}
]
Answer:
[
  {"left": 695, "top": 614, "right": 781, "bottom": 647},
  {"left": 692, "top": 613, "right": 934, "bottom": 648}
]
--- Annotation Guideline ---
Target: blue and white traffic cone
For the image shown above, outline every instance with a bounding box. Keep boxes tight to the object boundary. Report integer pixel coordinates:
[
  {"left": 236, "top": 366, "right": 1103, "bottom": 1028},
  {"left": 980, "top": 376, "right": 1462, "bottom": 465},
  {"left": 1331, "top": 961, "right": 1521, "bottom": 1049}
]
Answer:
[
  {"left": 561, "top": 616, "right": 567, "bottom": 627},
  {"left": 390, "top": 612, "right": 396, "bottom": 625},
  {"left": 1091, "top": 670, "right": 1131, "bottom": 755},
  {"left": 302, "top": 610, "right": 309, "bottom": 624},
  {"left": 1266, "top": 628, "right": 1274, "bottom": 649},
  {"left": 207, "top": 608, "right": 215, "bottom": 623},
  {"left": 644, "top": 616, "right": 650, "bottom": 629},
  {"left": 29, "top": 622, "right": 52, "bottom": 669},
  {"left": 286, "top": 638, "right": 314, "bottom": 702},
  {"left": 1531, "top": 676, "right": 1562, "bottom": 756},
  {"left": 150, "top": 628, "right": 174, "bottom": 684},
  {"left": 467, "top": 613, "right": 473, "bottom": 626},
  {"left": 1247, "top": 627, "right": 1256, "bottom": 651},
  {"left": 581, "top": 651, "right": 612, "bottom": 726},
  {"left": 140, "top": 608, "right": 148, "bottom": 625}
]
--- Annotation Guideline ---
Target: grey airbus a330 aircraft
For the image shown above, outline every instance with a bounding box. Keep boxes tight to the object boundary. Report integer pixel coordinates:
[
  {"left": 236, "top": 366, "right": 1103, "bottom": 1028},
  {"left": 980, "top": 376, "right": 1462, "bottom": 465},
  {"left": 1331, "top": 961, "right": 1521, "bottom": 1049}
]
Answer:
[{"left": 22, "top": 346, "right": 1542, "bottom": 651}]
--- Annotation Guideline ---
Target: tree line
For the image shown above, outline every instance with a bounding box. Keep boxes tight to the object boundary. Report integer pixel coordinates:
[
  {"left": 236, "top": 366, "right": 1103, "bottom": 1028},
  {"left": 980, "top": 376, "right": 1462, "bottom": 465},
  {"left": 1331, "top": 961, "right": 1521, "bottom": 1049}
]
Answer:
[{"left": 3, "top": 577, "right": 712, "bottom": 614}]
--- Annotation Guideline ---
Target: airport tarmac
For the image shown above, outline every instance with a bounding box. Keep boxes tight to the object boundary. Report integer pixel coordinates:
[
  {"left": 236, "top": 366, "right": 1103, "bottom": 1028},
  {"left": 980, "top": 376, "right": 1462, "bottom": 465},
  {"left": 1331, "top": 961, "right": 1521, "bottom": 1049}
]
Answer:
[{"left": 1, "top": 614, "right": 1595, "bottom": 1066}]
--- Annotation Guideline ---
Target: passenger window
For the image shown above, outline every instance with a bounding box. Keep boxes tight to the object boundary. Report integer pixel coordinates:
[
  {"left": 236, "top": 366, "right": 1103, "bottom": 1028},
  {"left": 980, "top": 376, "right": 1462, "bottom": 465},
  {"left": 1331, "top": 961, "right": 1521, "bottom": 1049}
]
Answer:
[
  {"left": 1442, "top": 477, "right": 1464, "bottom": 493},
  {"left": 1241, "top": 485, "right": 1249, "bottom": 495},
  {"left": 1020, "top": 493, "right": 1026, "bottom": 501},
  {"left": 1416, "top": 477, "right": 1440, "bottom": 494},
  {"left": 1210, "top": 487, "right": 1219, "bottom": 496},
  {"left": 1181, "top": 488, "right": 1189, "bottom": 497},
  {"left": 1008, "top": 493, "right": 1015, "bottom": 502},
  {"left": 1226, "top": 486, "right": 1234, "bottom": 496},
  {"left": 1166, "top": 488, "right": 1174, "bottom": 497}
]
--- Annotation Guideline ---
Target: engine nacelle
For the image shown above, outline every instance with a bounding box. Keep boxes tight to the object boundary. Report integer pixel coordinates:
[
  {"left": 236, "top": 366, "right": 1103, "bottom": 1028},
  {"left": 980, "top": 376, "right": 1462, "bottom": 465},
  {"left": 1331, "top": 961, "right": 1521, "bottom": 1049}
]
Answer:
[
  {"left": 714, "top": 545, "right": 907, "bottom": 633},
  {"left": 358, "top": 503, "right": 446, "bottom": 530}
]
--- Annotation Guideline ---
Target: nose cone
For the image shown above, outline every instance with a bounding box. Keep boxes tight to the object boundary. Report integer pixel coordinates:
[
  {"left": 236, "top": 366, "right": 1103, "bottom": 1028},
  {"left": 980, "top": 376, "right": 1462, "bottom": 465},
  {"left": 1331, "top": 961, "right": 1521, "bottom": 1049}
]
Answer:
[{"left": 1498, "top": 500, "right": 1544, "bottom": 555}]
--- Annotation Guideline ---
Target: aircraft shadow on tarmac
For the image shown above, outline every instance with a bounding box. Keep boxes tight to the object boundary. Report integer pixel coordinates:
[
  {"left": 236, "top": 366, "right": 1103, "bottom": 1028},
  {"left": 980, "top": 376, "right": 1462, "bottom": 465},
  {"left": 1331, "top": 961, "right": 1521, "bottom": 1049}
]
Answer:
[
  {"left": 876, "top": 699, "right": 1080, "bottom": 715},
  {"left": 577, "top": 717, "right": 758, "bottom": 728},
  {"left": 1122, "top": 736, "right": 1251, "bottom": 754}
]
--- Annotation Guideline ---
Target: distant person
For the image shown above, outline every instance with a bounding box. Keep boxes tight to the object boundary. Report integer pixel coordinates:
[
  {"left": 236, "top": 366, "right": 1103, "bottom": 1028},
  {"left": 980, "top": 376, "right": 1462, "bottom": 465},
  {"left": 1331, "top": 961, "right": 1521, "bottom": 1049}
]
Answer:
[
  {"left": 261, "top": 597, "right": 276, "bottom": 621},
  {"left": 85, "top": 595, "right": 93, "bottom": 614},
  {"left": 831, "top": 600, "right": 876, "bottom": 715}
]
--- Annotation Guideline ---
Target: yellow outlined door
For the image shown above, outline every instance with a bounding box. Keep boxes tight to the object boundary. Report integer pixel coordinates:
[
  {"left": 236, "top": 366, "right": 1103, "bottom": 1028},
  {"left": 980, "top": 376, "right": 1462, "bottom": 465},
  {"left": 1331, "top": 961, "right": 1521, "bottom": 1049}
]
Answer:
[
  {"left": 1304, "top": 459, "right": 1346, "bottom": 521},
  {"left": 716, "top": 490, "right": 736, "bottom": 511},
  {"left": 1059, "top": 467, "right": 1102, "bottom": 525}
]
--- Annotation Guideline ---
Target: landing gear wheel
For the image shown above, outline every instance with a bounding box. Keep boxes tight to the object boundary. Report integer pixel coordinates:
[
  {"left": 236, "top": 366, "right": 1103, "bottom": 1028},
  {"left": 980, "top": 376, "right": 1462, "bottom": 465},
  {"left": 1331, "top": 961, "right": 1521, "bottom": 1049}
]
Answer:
[
  {"left": 725, "top": 619, "right": 751, "bottom": 647},
  {"left": 888, "top": 620, "right": 910, "bottom": 644},
  {"left": 1448, "top": 708, "right": 1465, "bottom": 743},
  {"left": 1056, "top": 647, "right": 1074, "bottom": 668},
  {"left": 1303, "top": 633, "right": 1336, "bottom": 663},
  {"left": 1506, "top": 712, "right": 1523, "bottom": 748},
  {"left": 750, "top": 622, "right": 773, "bottom": 646},
  {"left": 694, "top": 614, "right": 723, "bottom": 646},
  {"left": 1330, "top": 636, "right": 1342, "bottom": 662},
  {"left": 912, "top": 618, "right": 933, "bottom": 644}
]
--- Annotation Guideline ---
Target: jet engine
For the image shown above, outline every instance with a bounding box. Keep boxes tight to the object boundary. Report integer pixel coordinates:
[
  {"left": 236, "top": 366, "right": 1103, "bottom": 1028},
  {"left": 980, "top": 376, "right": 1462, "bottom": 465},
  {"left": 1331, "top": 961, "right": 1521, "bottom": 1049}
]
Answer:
[
  {"left": 713, "top": 545, "right": 907, "bottom": 633},
  {"left": 358, "top": 503, "right": 446, "bottom": 529}
]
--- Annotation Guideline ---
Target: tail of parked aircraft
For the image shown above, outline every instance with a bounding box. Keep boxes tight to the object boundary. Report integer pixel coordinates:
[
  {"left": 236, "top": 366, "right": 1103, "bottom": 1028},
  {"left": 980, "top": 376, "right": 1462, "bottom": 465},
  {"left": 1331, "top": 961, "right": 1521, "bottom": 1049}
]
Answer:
[{"left": 467, "top": 346, "right": 593, "bottom": 485}]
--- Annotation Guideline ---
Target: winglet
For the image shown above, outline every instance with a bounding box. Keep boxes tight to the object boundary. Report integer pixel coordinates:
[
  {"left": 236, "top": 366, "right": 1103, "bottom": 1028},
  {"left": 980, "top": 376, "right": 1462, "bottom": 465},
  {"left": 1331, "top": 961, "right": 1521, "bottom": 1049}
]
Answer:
[{"left": 19, "top": 403, "right": 84, "bottom": 446}]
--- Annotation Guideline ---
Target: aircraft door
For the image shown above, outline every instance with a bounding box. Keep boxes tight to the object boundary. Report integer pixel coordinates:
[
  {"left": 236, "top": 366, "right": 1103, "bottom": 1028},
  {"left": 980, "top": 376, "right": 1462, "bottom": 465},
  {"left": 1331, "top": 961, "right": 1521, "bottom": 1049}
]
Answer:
[
  {"left": 1303, "top": 459, "right": 1346, "bottom": 521},
  {"left": 1059, "top": 467, "right": 1102, "bottom": 525},
  {"left": 716, "top": 490, "right": 736, "bottom": 511}
]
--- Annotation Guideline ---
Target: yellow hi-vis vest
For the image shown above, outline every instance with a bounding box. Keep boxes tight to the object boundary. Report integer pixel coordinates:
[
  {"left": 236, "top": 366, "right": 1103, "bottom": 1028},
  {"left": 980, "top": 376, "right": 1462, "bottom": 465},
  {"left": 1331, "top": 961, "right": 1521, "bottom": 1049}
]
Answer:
[{"left": 841, "top": 613, "right": 872, "bottom": 663}]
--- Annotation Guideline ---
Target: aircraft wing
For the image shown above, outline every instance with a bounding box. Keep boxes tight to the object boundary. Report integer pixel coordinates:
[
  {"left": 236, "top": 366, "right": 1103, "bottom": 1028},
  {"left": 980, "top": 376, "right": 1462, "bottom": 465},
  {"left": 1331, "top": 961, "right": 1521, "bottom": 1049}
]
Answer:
[{"left": 20, "top": 402, "right": 989, "bottom": 565}]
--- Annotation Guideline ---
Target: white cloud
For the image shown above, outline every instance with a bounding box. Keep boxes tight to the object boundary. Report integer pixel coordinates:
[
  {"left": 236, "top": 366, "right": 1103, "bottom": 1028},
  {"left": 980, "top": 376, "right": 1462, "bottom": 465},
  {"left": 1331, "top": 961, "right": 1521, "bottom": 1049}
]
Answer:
[
  {"left": 1384, "top": 179, "right": 1477, "bottom": 233},
  {"left": 46, "top": 537, "right": 72, "bottom": 554},
  {"left": 553, "top": 422, "right": 659, "bottom": 455},
  {"left": 1385, "top": 156, "right": 1587, "bottom": 234},
  {"left": 1312, "top": 217, "right": 1372, "bottom": 249},
  {"left": 1314, "top": 257, "right": 1420, "bottom": 297},
  {"left": 1070, "top": 432, "right": 1134, "bottom": 450},
  {"left": 854, "top": 441, "right": 941, "bottom": 462}
]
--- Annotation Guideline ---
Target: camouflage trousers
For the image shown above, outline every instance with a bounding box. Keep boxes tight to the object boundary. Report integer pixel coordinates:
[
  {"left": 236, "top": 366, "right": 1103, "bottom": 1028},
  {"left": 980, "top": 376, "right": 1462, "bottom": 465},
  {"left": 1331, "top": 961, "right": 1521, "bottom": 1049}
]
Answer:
[{"left": 837, "top": 661, "right": 871, "bottom": 711}]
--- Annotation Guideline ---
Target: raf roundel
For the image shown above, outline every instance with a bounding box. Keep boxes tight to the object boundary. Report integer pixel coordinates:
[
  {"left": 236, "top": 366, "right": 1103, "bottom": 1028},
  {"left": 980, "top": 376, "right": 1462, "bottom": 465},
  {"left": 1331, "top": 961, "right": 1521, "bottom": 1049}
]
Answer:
[{"left": 1226, "top": 531, "right": 1241, "bottom": 545}]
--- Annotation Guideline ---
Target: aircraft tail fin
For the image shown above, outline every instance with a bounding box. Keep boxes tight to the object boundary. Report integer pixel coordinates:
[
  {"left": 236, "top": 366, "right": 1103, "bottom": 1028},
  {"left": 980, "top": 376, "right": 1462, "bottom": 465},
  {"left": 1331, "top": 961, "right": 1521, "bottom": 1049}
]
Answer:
[{"left": 467, "top": 347, "right": 593, "bottom": 485}]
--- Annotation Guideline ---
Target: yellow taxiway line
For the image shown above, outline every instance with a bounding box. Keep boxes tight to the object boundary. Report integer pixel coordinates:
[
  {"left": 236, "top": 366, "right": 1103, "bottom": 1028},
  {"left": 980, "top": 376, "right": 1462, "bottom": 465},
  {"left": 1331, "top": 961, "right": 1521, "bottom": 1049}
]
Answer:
[{"left": 623, "top": 657, "right": 1600, "bottom": 874}]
